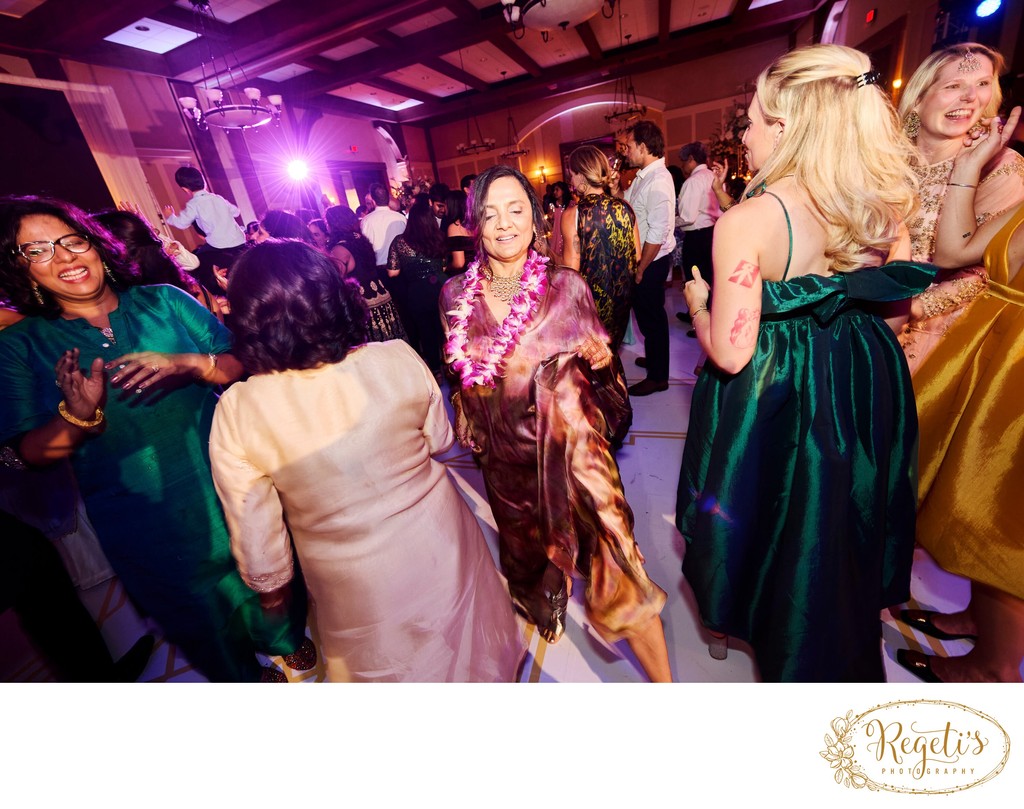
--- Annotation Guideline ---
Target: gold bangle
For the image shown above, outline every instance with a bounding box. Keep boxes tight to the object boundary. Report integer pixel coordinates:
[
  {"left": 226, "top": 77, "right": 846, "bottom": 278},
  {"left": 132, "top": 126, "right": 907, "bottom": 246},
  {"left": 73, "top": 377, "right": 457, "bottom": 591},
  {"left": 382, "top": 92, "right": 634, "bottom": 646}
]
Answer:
[
  {"left": 199, "top": 352, "right": 217, "bottom": 381},
  {"left": 946, "top": 182, "right": 977, "bottom": 189},
  {"left": 57, "top": 399, "right": 104, "bottom": 429},
  {"left": 449, "top": 389, "right": 462, "bottom": 407},
  {"left": 691, "top": 306, "right": 710, "bottom": 318}
]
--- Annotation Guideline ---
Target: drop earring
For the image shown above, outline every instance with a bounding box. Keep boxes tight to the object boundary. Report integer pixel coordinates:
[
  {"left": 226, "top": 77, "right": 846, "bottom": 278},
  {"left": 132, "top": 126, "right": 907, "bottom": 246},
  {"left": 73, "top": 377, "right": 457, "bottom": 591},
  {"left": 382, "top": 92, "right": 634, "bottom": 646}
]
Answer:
[
  {"left": 31, "top": 283, "right": 44, "bottom": 305},
  {"left": 103, "top": 261, "right": 117, "bottom": 285},
  {"left": 904, "top": 111, "right": 921, "bottom": 139}
]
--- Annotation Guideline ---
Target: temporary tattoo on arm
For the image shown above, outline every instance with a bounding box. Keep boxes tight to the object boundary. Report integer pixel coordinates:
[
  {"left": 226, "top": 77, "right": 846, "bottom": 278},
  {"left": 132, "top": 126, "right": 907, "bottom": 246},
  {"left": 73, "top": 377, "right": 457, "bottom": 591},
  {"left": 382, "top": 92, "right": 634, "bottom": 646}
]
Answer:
[
  {"left": 729, "top": 307, "right": 760, "bottom": 348},
  {"left": 728, "top": 259, "right": 759, "bottom": 287},
  {"left": 962, "top": 232, "right": 973, "bottom": 239}
]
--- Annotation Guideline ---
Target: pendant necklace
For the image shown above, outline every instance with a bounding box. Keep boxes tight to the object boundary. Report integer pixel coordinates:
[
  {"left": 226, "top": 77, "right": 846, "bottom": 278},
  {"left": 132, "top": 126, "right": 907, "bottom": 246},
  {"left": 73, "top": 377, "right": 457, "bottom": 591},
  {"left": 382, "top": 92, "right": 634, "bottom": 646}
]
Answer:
[{"left": 482, "top": 263, "right": 525, "bottom": 304}]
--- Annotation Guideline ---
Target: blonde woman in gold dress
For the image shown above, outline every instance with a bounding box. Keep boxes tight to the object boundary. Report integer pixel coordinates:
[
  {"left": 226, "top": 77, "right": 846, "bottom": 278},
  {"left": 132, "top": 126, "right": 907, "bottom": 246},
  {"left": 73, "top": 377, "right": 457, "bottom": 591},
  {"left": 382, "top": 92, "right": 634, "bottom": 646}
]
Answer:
[{"left": 897, "top": 104, "right": 1024, "bottom": 683}]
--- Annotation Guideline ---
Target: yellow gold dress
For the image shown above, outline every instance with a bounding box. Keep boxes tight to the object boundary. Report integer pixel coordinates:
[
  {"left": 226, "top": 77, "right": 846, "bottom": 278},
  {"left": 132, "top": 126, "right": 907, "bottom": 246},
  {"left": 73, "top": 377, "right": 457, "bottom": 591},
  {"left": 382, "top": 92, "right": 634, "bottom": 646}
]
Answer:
[{"left": 912, "top": 201, "right": 1024, "bottom": 600}]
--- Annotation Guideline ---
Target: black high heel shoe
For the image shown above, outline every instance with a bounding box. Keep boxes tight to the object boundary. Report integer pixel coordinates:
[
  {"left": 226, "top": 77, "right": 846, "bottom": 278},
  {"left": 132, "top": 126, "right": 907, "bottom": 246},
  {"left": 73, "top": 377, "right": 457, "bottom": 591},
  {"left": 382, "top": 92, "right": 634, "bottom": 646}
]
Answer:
[
  {"left": 896, "top": 649, "right": 944, "bottom": 683},
  {"left": 898, "top": 609, "right": 977, "bottom": 642}
]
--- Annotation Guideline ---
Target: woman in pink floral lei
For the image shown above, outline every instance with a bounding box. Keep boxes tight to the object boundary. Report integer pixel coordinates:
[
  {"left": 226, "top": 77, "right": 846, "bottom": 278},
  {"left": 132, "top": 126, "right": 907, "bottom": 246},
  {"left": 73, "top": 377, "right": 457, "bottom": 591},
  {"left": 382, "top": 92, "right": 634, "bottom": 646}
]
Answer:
[{"left": 440, "top": 165, "right": 671, "bottom": 681}]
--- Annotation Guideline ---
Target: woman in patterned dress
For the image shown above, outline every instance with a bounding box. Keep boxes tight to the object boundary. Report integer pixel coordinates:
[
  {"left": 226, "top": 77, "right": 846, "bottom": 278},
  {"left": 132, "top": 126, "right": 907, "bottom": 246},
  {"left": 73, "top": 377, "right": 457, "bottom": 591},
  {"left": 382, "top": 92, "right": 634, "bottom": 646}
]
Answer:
[{"left": 561, "top": 145, "right": 641, "bottom": 352}]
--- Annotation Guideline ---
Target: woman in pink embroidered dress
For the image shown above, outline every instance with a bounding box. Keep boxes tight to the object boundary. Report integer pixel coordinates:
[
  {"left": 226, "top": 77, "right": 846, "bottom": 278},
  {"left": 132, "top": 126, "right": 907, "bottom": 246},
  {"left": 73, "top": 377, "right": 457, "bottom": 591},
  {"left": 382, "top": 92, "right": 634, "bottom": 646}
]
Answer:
[
  {"left": 440, "top": 165, "right": 671, "bottom": 682},
  {"left": 896, "top": 43, "right": 1024, "bottom": 373}
]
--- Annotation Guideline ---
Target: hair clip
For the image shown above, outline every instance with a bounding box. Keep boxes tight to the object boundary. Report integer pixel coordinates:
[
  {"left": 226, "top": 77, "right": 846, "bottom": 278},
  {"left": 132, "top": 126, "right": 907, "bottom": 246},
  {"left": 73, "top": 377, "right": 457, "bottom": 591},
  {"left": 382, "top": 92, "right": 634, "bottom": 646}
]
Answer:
[
  {"left": 856, "top": 71, "right": 882, "bottom": 88},
  {"left": 958, "top": 48, "right": 983, "bottom": 74}
]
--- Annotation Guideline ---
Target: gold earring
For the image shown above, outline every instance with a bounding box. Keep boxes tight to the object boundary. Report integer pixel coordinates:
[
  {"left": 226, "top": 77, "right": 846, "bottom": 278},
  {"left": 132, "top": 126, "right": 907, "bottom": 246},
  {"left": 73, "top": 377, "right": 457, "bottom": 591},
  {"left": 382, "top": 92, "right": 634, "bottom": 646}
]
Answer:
[
  {"left": 103, "top": 261, "right": 117, "bottom": 285},
  {"left": 904, "top": 111, "right": 921, "bottom": 139},
  {"left": 31, "top": 282, "right": 44, "bottom": 305}
]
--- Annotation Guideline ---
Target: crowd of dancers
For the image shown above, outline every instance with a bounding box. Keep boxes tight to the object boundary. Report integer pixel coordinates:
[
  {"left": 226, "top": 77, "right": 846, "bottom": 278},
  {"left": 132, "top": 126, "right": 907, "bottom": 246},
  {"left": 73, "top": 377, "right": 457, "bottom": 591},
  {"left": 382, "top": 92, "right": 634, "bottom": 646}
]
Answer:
[{"left": 1, "top": 42, "right": 1021, "bottom": 683}]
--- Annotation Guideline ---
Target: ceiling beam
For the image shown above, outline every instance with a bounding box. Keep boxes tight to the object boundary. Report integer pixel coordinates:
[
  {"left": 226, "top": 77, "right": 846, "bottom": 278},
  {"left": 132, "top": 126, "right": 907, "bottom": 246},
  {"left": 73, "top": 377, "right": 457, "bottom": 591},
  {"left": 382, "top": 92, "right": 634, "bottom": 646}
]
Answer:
[
  {"left": 20, "top": 0, "right": 173, "bottom": 54},
  {"left": 363, "top": 77, "right": 437, "bottom": 105},
  {"left": 166, "top": 0, "right": 437, "bottom": 84},
  {"left": 575, "top": 21, "right": 603, "bottom": 61},
  {"left": 399, "top": 2, "right": 826, "bottom": 127},
  {"left": 422, "top": 56, "right": 489, "bottom": 93},
  {"left": 658, "top": 0, "right": 672, "bottom": 44},
  {"left": 283, "top": 13, "right": 509, "bottom": 100},
  {"left": 487, "top": 34, "right": 543, "bottom": 78}
]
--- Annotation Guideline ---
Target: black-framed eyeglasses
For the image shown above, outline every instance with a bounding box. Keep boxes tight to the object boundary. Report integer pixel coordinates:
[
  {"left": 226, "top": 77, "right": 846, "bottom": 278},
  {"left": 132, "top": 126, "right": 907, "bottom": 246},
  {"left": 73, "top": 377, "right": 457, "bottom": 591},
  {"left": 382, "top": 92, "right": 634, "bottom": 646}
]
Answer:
[{"left": 15, "top": 233, "right": 93, "bottom": 263}]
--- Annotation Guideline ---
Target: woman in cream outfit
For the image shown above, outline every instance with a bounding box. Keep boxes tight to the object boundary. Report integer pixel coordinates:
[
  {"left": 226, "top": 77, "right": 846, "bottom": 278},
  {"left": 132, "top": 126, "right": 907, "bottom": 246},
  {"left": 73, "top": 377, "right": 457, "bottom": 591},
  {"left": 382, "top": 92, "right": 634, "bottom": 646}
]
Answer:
[{"left": 211, "top": 240, "right": 525, "bottom": 682}]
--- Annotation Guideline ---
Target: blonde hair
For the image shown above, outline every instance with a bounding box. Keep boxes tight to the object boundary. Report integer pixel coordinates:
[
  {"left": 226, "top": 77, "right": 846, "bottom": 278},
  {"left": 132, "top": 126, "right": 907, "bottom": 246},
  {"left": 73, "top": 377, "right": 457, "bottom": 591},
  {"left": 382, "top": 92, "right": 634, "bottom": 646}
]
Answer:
[
  {"left": 898, "top": 42, "right": 1005, "bottom": 124},
  {"left": 568, "top": 145, "right": 613, "bottom": 194},
  {"left": 748, "top": 44, "right": 919, "bottom": 272}
]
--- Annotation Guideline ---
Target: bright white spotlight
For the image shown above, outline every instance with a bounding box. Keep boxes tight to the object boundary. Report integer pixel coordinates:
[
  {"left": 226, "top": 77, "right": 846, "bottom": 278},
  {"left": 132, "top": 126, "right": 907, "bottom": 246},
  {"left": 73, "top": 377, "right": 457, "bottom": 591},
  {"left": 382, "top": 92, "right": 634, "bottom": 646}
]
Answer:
[
  {"left": 976, "top": 0, "right": 1001, "bottom": 17},
  {"left": 286, "top": 159, "right": 309, "bottom": 181}
]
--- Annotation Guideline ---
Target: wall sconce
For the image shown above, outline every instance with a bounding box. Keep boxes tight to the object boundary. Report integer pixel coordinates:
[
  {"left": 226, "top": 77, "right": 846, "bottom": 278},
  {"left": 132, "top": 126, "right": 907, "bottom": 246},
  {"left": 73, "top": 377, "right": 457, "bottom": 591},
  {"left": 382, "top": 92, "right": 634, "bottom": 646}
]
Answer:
[{"left": 539, "top": 165, "right": 547, "bottom": 185}]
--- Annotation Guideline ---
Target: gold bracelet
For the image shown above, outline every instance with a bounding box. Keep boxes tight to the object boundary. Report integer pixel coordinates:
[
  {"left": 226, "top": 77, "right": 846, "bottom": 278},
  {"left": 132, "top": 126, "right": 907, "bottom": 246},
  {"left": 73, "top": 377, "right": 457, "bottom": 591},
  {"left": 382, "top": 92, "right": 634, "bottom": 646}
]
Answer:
[
  {"left": 691, "top": 305, "right": 710, "bottom": 318},
  {"left": 199, "top": 352, "right": 218, "bottom": 381},
  {"left": 449, "top": 389, "right": 462, "bottom": 407},
  {"left": 57, "top": 399, "right": 104, "bottom": 429},
  {"left": 946, "top": 182, "right": 977, "bottom": 189}
]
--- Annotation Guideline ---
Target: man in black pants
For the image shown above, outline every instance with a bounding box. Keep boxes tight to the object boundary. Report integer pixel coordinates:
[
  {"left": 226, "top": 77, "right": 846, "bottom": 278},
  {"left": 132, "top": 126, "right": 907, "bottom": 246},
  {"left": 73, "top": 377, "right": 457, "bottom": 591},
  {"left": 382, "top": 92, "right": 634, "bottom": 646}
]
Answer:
[
  {"left": 617, "top": 121, "right": 676, "bottom": 396},
  {"left": 675, "top": 141, "right": 722, "bottom": 336}
]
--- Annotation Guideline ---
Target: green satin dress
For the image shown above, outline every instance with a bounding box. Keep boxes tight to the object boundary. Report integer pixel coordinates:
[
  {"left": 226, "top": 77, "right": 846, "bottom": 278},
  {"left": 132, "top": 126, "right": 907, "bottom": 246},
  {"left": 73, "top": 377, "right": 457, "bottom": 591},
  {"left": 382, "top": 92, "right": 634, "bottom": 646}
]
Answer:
[
  {"left": 676, "top": 194, "right": 936, "bottom": 682},
  {"left": 0, "top": 284, "right": 307, "bottom": 681}
]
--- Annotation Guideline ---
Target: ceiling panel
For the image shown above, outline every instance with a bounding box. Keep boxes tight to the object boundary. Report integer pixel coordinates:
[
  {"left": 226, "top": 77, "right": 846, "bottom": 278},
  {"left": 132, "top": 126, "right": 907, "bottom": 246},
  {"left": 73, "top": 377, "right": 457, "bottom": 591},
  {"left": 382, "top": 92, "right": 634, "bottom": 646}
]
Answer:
[
  {"left": 440, "top": 42, "right": 528, "bottom": 85},
  {"left": 0, "top": 0, "right": 45, "bottom": 18},
  {"left": 510, "top": 26, "right": 589, "bottom": 70},
  {"left": 590, "top": 0, "right": 658, "bottom": 52},
  {"left": 103, "top": 17, "right": 196, "bottom": 54},
  {"left": 670, "top": 0, "right": 737, "bottom": 30},
  {"left": 258, "top": 62, "right": 312, "bottom": 82},
  {"left": 329, "top": 81, "right": 422, "bottom": 112},
  {"left": 386, "top": 7, "right": 456, "bottom": 38},
  {"left": 173, "top": 0, "right": 281, "bottom": 24},
  {"left": 320, "top": 37, "right": 377, "bottom": 62},
  {"left": 383, "top": 63, "right": 463, "bottom": 98}
]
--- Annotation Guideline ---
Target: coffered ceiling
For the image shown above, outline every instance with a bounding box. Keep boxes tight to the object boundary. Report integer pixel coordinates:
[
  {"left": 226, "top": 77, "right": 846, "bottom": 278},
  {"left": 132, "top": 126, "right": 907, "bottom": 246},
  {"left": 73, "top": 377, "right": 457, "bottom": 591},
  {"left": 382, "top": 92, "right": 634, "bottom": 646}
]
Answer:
[{"left": 0, "top": 0, "right": 825, "bottom": 126}]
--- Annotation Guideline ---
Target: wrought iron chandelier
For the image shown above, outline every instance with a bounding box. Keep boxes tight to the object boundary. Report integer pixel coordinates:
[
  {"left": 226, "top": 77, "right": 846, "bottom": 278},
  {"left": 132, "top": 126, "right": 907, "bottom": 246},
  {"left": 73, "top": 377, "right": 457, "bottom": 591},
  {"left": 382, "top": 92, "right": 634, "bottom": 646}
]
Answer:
[
  {"left": 176, "top": 1, "right": 282, "bottom": 131},
  {"left": 604, "top": 14, "right": 645, "bottom": 125},
  {"left": 455, "top": 49, "right": 496, "bottom": 155},
  {"left": 500, "top": 0, "right": 616, "bottom": 42},
  {"left": 497, "top": 72, "right": 529, "bottom": 162}
]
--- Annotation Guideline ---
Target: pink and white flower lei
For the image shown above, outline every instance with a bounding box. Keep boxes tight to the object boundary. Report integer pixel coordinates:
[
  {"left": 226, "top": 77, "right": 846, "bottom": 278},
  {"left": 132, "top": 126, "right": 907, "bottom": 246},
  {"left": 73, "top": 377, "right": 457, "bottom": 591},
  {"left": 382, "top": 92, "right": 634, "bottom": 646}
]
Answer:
[{"left": 445, "top": 250, "right": 549, "bottom": 389}]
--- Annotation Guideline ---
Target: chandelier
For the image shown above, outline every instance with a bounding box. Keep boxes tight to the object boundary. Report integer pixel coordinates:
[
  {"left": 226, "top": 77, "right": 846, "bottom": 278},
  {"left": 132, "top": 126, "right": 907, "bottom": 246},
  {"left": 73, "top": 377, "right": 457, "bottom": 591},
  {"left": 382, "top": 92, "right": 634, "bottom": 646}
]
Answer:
[
  {"left": 500, "top": 0, "right": 616, "bottom": 42},
  {"left": 456, "top": 49, "right": 496, "bottom": 155},
  {"left": 176, "top": 1, "right": 282, "bottom": 131},
  {"left": 604, "top": 14, "right": 645, "bottom": 125},
  {"left": 498, "top": 72, "right": 529, "bottom": 162}
]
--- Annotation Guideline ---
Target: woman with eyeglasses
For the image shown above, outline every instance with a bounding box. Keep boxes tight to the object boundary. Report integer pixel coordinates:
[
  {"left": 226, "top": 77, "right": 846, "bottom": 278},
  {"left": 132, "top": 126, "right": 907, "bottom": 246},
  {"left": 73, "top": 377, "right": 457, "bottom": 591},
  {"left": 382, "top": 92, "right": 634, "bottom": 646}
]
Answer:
[{"left": 0, "top": 196, "right": 309, "bottom": 682}]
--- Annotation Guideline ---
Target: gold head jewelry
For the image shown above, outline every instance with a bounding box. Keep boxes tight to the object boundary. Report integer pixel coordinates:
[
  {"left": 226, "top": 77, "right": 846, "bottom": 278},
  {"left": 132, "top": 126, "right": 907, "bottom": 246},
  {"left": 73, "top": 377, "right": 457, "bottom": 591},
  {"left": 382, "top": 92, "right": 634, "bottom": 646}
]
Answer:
[{"left": 958, "top": 48, "right": 982, "bottom": 74}]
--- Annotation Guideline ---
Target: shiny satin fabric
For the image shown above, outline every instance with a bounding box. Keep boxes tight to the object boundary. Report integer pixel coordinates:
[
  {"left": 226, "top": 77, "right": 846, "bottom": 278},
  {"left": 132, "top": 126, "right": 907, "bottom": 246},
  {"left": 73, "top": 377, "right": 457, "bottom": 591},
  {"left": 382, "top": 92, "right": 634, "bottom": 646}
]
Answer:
[
  {"left": 441, "top": 268, "right": 665, "bottom": 643},
  {"left": 913, "top": 203, "right": 1024, "bottom": 601},
  {"left": 677, "top": 262, "right": 936, "bottom": 682}
]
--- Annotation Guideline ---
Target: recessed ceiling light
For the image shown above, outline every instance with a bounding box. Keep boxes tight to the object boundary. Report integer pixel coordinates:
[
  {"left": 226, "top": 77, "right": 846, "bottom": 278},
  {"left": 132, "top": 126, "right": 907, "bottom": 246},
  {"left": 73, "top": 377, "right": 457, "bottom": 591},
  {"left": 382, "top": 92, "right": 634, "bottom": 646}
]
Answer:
[{"left": 135, "top": 25, "right": 150, "bottom": 31}]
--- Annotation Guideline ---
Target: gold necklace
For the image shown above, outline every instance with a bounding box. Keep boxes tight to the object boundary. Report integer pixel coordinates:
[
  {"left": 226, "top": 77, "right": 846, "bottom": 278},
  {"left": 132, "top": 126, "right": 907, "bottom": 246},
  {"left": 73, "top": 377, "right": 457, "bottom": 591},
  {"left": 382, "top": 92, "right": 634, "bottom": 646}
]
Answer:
[{"left": 482, "top": 263, "right": 525, "bottom": 304}]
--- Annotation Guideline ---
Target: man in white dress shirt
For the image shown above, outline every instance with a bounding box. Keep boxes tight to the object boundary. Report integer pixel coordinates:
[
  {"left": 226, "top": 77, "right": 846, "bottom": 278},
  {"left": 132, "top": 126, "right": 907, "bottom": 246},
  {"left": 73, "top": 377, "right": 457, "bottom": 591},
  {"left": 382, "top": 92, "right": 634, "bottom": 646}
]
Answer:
[
  {"left": 675, "top": 141, "right": 722, "bottom": 333},
  {"left": 618, "top": 121, "right": 676, "bottom": 396},
  {"left": 360, "top": 183, "right": 407, "bottom": 270}
]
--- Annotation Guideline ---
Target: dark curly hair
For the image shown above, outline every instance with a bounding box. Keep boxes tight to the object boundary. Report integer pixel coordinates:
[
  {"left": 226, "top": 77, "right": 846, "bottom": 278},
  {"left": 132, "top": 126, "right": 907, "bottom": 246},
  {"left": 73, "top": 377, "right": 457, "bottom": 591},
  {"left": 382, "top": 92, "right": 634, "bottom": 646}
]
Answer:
[
  {"left": 260, "top": 209, "right": 312, "bottom": 242},
  {"left": 228, "top": 240, "right": 369, "bottom": 374},
  {"left": 0, "top": 196, "right": 137, "bottom": 318},
  {"left": 94, "top": 209, "right": 201, "bottom": 298},
  {"left": 467, "top": 164, "right": 548, "bottom": 259}
]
